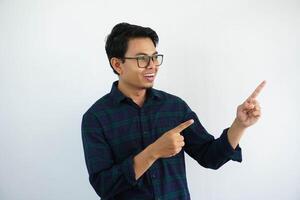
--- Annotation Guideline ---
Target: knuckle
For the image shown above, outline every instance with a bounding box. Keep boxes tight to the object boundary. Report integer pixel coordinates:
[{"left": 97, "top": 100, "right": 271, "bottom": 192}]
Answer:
[
  {"left": 172, "top": 149, "right": 177, "bottom": 154},
  {"left": 176, "top": 148, "right": 182, "bottom": 154}
]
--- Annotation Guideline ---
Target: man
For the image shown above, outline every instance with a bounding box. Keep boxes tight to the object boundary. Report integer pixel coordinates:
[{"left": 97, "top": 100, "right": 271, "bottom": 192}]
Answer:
[{"left": 81, "top": 22, "right": 266, "bottom": 200}]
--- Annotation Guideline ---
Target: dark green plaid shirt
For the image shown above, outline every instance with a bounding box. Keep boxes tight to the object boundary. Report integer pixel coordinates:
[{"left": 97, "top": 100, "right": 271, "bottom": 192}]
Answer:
[{"left": 81, "top": 81, "right": 242, "bottom": 200}]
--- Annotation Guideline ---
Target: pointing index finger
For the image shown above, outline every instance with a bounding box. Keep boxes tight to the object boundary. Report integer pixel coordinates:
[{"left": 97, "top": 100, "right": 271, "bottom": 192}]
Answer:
[
  {"left": 248, "top": 80, "right": 266, "bottom": 100},
  {"left": 173, "top": 119, "right": 194, "bottom": 132}
]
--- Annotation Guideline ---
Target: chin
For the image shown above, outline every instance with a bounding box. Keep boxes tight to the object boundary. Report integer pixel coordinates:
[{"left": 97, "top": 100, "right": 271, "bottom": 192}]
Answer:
[{"left": 141, "top": 83, "right": 154, "bottom": 89}]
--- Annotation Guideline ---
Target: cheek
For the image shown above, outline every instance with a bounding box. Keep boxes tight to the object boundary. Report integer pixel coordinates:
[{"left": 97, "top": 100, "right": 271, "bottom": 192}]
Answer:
[
  {"left": 123, "top": 67, "right": 143, "bottom": 80},
  {"left": 131, "top": 68, "right": 143, "bottom": 78}
]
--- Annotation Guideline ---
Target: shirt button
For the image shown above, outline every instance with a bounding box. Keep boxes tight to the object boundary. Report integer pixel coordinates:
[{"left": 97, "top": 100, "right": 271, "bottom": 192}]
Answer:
[{"left": 151, "top": 173, "right": 156, "bottom": 178}]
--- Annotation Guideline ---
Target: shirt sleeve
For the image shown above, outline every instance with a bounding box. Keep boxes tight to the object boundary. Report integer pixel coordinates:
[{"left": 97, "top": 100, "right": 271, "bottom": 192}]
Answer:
[
  {"left": 81, "top": 111, "right": 141, "bottom": 199},
  {"left": 180, "top": 100, "right": 242, "bottom": 170}
]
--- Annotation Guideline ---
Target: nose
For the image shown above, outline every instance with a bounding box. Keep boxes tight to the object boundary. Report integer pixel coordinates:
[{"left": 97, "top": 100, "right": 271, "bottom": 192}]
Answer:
[{"left": 147, "top": 58, "right": 155, "bottom": 69}]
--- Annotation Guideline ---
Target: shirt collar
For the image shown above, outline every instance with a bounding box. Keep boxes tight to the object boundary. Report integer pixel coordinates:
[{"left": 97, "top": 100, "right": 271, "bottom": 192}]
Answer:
[{"left": 109, "top": 80, "right": 163, "bottom": 105}]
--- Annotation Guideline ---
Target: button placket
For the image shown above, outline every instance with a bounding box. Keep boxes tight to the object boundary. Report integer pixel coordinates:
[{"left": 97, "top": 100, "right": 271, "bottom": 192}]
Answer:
[
  {"left": 140, "top": 108, "right": 161, "bottom": 199},
  {"left": 139, "top": 109, "right": 146, "bottom": 148}
]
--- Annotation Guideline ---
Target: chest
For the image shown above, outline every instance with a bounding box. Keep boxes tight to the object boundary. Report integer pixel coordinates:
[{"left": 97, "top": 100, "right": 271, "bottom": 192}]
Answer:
[{"left": 101, "top": 104, "right": 183, "bottom": 161}]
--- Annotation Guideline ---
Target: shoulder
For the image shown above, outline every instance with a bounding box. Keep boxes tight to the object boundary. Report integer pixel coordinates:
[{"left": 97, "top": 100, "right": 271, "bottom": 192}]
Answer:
[
  {"left": 82, "top": 93, "right": 112, "bottom": 118},
  {"left": 152, "top": 88, "right": 194, "bottom": 123},
  {"left": 152, "top": 88, "right": 189, "bottom": 109}
]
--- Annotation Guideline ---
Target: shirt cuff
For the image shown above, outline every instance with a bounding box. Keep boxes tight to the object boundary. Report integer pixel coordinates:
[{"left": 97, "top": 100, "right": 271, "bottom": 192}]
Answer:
[
  {"left": 220, "top": 128, "right": 243, "bottom": 162},
  {"left": 121, "top": 155, "right": 142, "bottom": 187}
]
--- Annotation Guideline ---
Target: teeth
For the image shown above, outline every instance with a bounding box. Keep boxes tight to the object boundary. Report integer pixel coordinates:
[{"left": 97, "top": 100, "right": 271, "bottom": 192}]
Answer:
[{"left": 144, "top": 73, "right": 155, "bottom": 77}]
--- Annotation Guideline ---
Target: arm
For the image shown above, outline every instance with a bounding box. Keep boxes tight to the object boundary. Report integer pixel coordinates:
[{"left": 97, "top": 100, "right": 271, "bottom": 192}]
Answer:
[
  {"left": 182, "top": 110, "right": 242, "bottom": 170},
  {"left": 227, "top": 118, "right": 246, "bottom": 149},
  {"left": 133, "top": 145, "right": 157, "bottom": 180},
  {"left": 182, "top": 81, "right": 266, "bottom": 168},
  {"left": 228, "top": 80, "right": 266, "bottom": 149},
  {"left": 81, "top": 112, "right": 141, "bottom": 199}
]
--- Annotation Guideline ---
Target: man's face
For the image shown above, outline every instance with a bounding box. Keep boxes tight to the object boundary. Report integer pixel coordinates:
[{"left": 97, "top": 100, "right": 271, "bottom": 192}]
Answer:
[{"left": 118, "top": 37, "right": 159, "bottom": 90}]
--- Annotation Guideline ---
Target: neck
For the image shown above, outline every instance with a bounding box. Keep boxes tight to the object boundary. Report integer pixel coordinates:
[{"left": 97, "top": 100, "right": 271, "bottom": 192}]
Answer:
[{"left": 117, "top": 80, "right": 147, "bottom": 107}]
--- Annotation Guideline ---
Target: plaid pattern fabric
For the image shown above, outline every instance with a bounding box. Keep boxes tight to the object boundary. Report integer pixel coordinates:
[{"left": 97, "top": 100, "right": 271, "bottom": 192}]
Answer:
[{"left": 81, "top": 81, "right": 242, "bottom": 200}]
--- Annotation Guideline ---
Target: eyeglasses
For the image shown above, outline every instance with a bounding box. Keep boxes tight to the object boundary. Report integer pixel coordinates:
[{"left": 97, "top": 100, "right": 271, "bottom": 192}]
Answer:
[{"left": 122, "top": 54, "right": 164, "bottom": 68}]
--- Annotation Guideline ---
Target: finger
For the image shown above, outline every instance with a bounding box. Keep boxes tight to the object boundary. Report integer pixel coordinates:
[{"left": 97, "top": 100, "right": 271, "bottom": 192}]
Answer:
[
  {"left": 178, "top": 141, "right": 185, "bottom": 147},
  {"left": 248, "top": 111, "right": 260, "bottom": 118},
  {"left": 248, "top": 80, "right": 266, "bottom": 100},
  {"left": 248, "top": 99, "right": 261, "bottom": 111},
  {"left": 252, "top": 110, "right": 261, "bottom": 117},
  {"left": 175, "top": 148, "right": 182, "bottom": 154},
  {"left": 246, "top": 101, "right": 255, "bottom": 109},
  {"left": 173, "top": 119, "right": 194, "bottom": 132},
  {"left": 241, "top": 100, "right": 255, "bottom": 111},
  {"left": 244, "top": 97, "right": 262, "bottom": 110},
  {"left": 247, "top": 109, "right": 261, "bottom": 117},
  {"left": 178, "top": 135, "right": 184, "bottom": 142},
  {"left": 253, "top": 100, "right": 261, "bottom": 111}
]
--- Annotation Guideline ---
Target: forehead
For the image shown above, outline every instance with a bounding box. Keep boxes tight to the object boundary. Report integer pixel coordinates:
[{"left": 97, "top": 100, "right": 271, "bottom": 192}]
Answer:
[{"left": 126, "top": 37, "right": 156, "bottom": 55}]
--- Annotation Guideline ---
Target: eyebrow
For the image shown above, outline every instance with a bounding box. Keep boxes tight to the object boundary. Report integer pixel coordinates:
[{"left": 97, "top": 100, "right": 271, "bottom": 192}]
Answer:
[{"left": 135, "top": 51, "right": 158, "bottom": 56}]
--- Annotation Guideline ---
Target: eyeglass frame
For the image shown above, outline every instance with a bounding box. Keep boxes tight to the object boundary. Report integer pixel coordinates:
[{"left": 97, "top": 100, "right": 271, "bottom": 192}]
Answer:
[{"left": 121, "top": 54, "right": 164, "bottom": 68}]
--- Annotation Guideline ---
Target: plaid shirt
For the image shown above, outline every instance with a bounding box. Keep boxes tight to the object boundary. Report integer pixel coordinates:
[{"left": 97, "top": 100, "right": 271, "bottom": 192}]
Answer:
[{"left": 81, "top": 81, "right": 242, "bottom": 200}]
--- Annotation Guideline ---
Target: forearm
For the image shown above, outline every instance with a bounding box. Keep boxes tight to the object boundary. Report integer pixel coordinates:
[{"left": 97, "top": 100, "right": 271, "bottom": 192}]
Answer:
[
  {"left": 227, "top": 118, "right": 246, "bottom": 149},
  {"left": 133, "top": 144, "right": 158, "bottom": 180}
]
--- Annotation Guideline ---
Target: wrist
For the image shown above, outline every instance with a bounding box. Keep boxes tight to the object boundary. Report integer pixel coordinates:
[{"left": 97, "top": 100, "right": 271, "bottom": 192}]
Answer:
[
  {"left": 233, "top": 117, "right": 247, "bottom": 131},
  {"left": 228, "top": 118, "right": 246, "bottom": 149},
  {"left": 146, "top": 143, "right": 160, "bottom": 160}
]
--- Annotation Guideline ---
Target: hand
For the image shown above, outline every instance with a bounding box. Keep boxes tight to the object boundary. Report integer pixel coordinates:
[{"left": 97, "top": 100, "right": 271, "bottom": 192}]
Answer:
[
  {"left": 150, "top": 119, "right": 194, "bottom": 159},
  {"left": 235, "top": 80, "right": 266, "bottom": 128}
]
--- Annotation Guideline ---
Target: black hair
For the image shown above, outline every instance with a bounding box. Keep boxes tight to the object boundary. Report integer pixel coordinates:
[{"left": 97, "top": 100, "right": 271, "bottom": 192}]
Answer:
[{"left": 105, "top": 22, "right": 159, "bottom": 75}]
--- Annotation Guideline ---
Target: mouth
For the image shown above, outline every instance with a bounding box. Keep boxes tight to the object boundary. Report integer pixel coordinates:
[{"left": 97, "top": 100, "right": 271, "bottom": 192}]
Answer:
[{"left": 143, "top": 73, "right": 155, "bottom": 82}]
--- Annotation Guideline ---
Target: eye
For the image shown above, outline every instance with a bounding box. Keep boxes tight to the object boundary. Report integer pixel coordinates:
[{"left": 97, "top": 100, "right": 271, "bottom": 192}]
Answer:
[
  {"left": 137, "top": 56, "right": 150, "bottom": 62},
  {"left": 153, "top": 55, "right": 159, "bottom": 60}
]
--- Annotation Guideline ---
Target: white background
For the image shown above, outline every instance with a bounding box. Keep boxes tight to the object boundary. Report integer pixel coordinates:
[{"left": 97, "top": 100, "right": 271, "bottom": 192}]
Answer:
[{"left": 1, "top": 0, "right": 299, "bottom": 199}]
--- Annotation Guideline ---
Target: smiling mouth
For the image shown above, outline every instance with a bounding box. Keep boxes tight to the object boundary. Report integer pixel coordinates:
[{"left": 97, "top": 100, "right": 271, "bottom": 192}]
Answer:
[{"left": 143, "top": 73, "right": 155, "bottom": 82}]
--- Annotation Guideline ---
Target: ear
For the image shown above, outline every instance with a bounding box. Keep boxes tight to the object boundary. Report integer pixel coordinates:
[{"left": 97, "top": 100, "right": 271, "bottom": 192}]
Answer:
[{"left": 111, "top": 57, "right": 123, "bottom": 75}]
